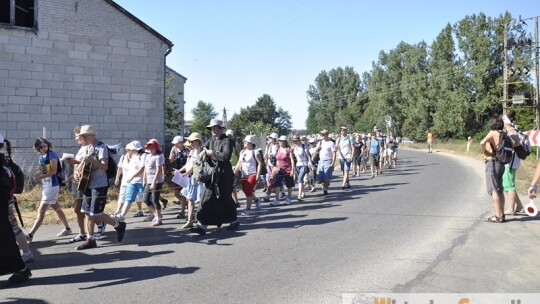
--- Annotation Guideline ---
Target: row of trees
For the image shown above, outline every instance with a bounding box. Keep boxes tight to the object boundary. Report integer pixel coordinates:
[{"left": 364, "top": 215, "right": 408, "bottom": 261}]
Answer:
[
  {"left": 306, "top": 12, "right": 535, "bottom": 140},
  {"left": 182, "top": 94, "right": 293, "bottom": 138}
]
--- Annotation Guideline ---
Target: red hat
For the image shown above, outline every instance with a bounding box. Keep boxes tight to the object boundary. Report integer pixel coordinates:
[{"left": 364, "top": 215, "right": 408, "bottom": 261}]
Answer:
[{"left": 144, "top": 138, "right": 161, "bottom": 151}]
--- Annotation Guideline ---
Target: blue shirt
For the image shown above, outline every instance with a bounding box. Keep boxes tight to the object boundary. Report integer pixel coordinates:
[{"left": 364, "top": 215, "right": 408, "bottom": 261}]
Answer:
[
  {"left": 39, "top": 151, "right": 61, "bottom": 187},
  {"left": 369, "top": 139, "right": 380, "bottom": 154}
]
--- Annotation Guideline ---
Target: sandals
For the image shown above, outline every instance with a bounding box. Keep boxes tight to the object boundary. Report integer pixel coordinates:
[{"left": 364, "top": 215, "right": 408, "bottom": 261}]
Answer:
[{"left": 485, "top": 215, "right": 505, "bottom": 223}]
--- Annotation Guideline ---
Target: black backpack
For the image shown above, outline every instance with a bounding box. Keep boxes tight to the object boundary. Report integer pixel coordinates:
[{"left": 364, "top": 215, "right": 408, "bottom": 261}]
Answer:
[
  {"left": 98, "top": 142, "right": 118, "bottom": 180},
  {"left": 495, "top": 131, "right": 513, "bottom": 164},
  {"left": 9, "top": 159, "right": 24, "bottom": 194},
  {"left": 252, "top": 149, "right": 267, "bottom": 176}
]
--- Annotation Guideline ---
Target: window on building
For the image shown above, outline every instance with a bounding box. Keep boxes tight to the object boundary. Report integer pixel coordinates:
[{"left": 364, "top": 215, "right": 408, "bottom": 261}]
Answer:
[{"left": 0, "top": 0, "right": 36, "bottom": 29}]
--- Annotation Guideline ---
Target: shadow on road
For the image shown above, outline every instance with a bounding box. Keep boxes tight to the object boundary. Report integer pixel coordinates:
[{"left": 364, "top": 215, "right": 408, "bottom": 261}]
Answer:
[{"left": 7, "top": 265, "right": 199, "bottom": 290}]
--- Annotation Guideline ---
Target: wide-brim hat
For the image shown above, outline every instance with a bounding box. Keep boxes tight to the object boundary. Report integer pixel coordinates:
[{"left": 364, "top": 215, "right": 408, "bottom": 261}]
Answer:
[
  {"left": 171, "top": 136, "right": 184, "bottom": 144},
  {"left": 292, "top": 134, "right": 300, "bottom": 140},
  {"left": 320, "top": 129, "right": 329, "bottom": 135},
  {"left": 79, "top": 125, "right": 96, "bottom": 136},
  {"left": 144, "top": 138, "right": 161, "bottom": 151},
  {"left": 206, "top": 119, "right": 224, "bottom": 129},
  {"left": 186, "top": 132, "right": 202, "bottom": 142},
  {"left": 244, "top": 135, "right": 257, "bottom": 145},
  {"left": 267, "top": 132, "right": 278, "bottom": 140},
  {"left": 126, "top": 140, "right": 143, "bottom": 151},
  {"left": 308, "top": 138, "right": 316, "bottom": 144},
  {"left": 278, "top": 135, "right": 288, "bottom": 141}
]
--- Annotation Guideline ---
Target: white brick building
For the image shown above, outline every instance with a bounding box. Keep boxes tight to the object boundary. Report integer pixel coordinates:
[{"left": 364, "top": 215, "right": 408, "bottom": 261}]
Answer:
[{"left": 0, "top": 0, "right": 175, "bottom": 150}]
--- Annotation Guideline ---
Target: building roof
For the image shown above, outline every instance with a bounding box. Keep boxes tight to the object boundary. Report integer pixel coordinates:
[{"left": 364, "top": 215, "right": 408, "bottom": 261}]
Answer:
[
  {"left": 166, "top": 66, "right": 188, "bottom": 81},
  {"left": 105, "top": 0, "right": 173, "bottom": 48}
]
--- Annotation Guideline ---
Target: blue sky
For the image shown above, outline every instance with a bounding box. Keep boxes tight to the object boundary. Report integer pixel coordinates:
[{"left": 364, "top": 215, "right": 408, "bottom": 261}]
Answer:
[{"left": 114, "top": 0, "right": 534, "bottom": 130}]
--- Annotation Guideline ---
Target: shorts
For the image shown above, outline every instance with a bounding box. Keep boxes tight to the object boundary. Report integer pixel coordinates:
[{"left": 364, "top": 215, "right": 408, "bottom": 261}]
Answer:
[
  {"left": 485, "top": 160, "right": 504, "bottom": 195},
  {"left": 340, "top": 159, "right": 351, "bottom": 172},
  {"left": 81, "top": 186, "right": 109, "bottom": 216},
  {"left": 274, "top": 172, "right": 295, "bottom": 189},
  {"left": 354, "top": 155, "right": 362, "bottom": 165},
  {"left": 41, "top": 186, "right": 59, "bottom": 204},
  {"left": 428, "top": 141, "right": 433, "bottom": 148},
  {"left": 502, "top": 167, "right": 517, "bottom": 192},
  {"left": 295, "top": 165, "right": 308, "bottom": 184},
  {"left": 144, "top": 183, "right": 163, "bottom": 209},
  {"left": 125, "top": 183, "right": 145, "bottom": 203},
  {"left": 317, "top": 159, "right": 333, "bottom": 183},
  {"left": 369, "top": 154, "right": 379, "bottom": 167},
  {"left": 241, "top": 175, "right": 257, "bottom": 197}
]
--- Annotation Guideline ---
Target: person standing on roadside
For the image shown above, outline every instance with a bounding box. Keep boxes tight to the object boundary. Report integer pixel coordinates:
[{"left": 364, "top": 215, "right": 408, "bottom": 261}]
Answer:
[
  {"left": 426, "top": 130, "right": 435, "bottom": 153},
  {"left": 336, "top": 127, "right": 354, "bottom": 190},
  {"left": 316, "top": 129, "right": 336, "bottom": 196},
  {"left": 479, "top": 117, "right": 506, "bottom": 223}
]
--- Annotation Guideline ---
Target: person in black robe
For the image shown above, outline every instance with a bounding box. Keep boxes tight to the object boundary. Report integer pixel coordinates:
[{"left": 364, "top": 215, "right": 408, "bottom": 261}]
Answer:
[
  {"left": 190, "top": 120, "right": 239, "bottom": 235},
  {"left": 0, "top": 136, "right": 32, "bottom": 285}
]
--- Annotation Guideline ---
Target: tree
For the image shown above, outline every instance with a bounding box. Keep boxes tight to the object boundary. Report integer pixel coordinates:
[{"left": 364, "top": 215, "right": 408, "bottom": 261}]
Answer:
[
  {"left": 228, "top": 94, "right": 292, "bottom": 137},
  {"left": 191, "top": 101, "right": 218, "bottom": 135},
  {"left": 164, "top": 75, "right": 184, "bottom": 136},
  {"left": 306, "top": 66, "right": 361, "bottom": 133}
]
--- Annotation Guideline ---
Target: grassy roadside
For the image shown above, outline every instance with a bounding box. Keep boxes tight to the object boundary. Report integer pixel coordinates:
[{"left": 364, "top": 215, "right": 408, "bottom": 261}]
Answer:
[{"left": 14, "top": 139, "right": 539, "bottom": 226}]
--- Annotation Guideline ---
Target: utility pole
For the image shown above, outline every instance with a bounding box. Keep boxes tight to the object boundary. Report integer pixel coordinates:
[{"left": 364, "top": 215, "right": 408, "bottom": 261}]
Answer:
[{"left": 503, "top": 23, "right": 509, "bottom": 115}]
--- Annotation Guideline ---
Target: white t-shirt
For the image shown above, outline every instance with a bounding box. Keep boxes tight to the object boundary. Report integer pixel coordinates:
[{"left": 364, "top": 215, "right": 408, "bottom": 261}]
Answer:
[
  {"left": 145, "top": 153, "right": 165, "bottom": 184},
  {"left": 239, "top": 149, "right": 257, "bottom": 177},
  {"left": 293, "top": 144, "right": 309, "bottom": 166},
  {"left": 318, "top": 139, "right": 336, "bottom": 161},
  {"left": 337, "top": 136, "right": 353, "bottom": 160},
  {"left": 124, "top": 154, "right": 145, "bottom": 184}
]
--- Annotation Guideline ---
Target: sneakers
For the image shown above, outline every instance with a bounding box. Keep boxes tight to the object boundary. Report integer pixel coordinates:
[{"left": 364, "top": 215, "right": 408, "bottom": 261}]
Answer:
[
  {"left": 115, "top": 221, "right": 127, "bottom": 241},
  {"left": 176, "top": 211, "right": 186, "bottom": 219},
  {"left": 76, "top": 238, "right": 97, "bottom": 250},
  {"left": 25, "top": 233, "right": 33, "bottom": 243},
  {"left": 21, "top": 251, "right": 34, "bottom": 263},
  {"left": 263, "top": 195, "right": 271, "bottom": 202},
  {"left": 190, "top": 223, "right": 207, "bottom": 235},
  {"left": 309, "top": 187, "right": 316, "bottom": 193},
  {"left": 285, "top": 197, "right": 292, "bottom": 205},
  {"left": 161, "top": 198, "right": 168, "bottom": 210},
  {"left": 323, "top": 190, "right": 328, "bottom": 195},
  {"left": 150, "top": 218, "right": 163, "bottom": 227},
  {"left": 94, "top": 222, "right": 106, "bottom": 239},
  {"left": 133, "top": 210, "right": 144, "bottom": 217},
  {"left": 143, "top": 213, "right": 155, "bottom": 222},
  {"left": 69, "top": 234, "right": 87, "bottom": 243},
  {"left": 270, "top": 199, "right": 280, "bottom": 206},
  {"left": 57, "top": 228, "right": 72, "bottom": 237},
  {"left": 226, "top": 220, "right": 240, "bottom": 231},
  {"left": 116, "top": 214, "right": 125, "bottom": 222},
  {"left": 255, "top": 198, "right": 262, "bottom": 210},
  {"left": 241, "top": 208, "right": 253, "bottom": 216},
  {"left": 8, "top": 267, "right": 31, "bottom": 285},
  {"left": 280, "top": 192, "right": 286, "bottom": 199}
]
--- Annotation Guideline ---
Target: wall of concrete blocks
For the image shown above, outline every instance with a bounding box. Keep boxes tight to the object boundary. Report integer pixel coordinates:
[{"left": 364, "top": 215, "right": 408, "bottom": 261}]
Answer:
[{"left": 0, "top": 0, "right": 172, "bottom": 155}]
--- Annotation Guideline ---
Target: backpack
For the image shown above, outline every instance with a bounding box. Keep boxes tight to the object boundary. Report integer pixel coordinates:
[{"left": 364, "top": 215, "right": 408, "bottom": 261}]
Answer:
[
  {"left": 98, "top": 142, "right": 118, "bottom": 180},
  {"left": 251, "top": 149, "right": 267, "bottom": 176},
  {"left": 8, "top": 159, "right": 24, "bottom": 194},
  {"left": 514, "top": 132, "right": 531, "bottom": 160},
  {"left": 192, "top": 150, "right": 217, "bottom": 184},
  {"left": 495, "top": 131, "right": 514, "bottom": 164}
]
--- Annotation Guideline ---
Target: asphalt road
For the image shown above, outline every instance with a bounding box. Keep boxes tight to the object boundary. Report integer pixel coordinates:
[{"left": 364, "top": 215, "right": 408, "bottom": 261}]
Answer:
[{"left": 2, "top": 149, "right": 540, "bottom": 304}]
